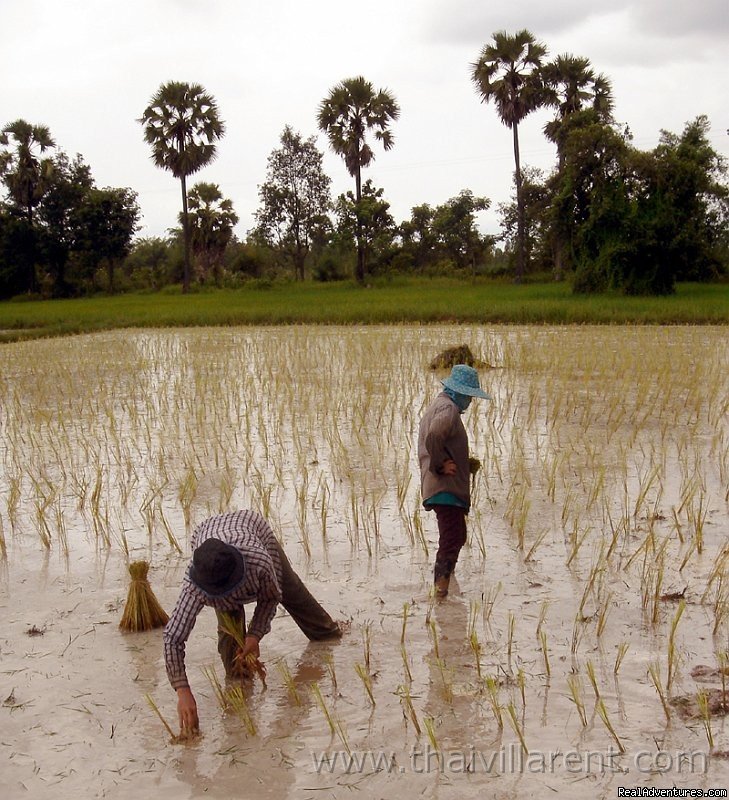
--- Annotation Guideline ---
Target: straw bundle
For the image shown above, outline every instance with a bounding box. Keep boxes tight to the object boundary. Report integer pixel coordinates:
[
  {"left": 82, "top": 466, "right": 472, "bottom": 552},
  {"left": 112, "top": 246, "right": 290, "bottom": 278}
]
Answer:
[{"left": 119, "top": 560, "right": 169, "bottom": 632}]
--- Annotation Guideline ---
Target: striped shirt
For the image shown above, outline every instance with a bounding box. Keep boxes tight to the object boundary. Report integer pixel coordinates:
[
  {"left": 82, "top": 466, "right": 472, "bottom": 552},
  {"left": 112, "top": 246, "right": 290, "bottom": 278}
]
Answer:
[{"left": 163, "top": 510, "right": 283, "bottom": 690}]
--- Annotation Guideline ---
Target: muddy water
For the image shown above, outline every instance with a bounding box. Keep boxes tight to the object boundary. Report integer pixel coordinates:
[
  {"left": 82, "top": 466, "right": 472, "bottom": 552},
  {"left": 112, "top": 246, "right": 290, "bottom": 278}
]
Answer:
[{"left": 1, "top": 325, "right": 728, "bottom": 800}]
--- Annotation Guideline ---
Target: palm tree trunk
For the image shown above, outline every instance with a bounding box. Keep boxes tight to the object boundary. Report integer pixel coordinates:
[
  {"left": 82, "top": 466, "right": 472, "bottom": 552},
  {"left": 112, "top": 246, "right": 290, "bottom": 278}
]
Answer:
[
  {"left": 180, "top": 174, "right": 191, "bottom": 294},
  {"left": 355, "top": 165, "right": 364, "bottom": 284},
  {"left": 513, "top": 122, "right": 525, "bottom": 284}
]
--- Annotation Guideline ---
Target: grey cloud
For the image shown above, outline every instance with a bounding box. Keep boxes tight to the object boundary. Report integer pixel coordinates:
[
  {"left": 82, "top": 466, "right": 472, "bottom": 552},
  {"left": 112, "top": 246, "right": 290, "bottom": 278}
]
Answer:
[
  {"left": 423, "top": 0, "right": 727, "bottom": 45},
  {"left": 632, "top": 0, "right": 729, "bottom": 36},
  {"left": 421, "top": 0, "right": 628, "bottom": 44}
]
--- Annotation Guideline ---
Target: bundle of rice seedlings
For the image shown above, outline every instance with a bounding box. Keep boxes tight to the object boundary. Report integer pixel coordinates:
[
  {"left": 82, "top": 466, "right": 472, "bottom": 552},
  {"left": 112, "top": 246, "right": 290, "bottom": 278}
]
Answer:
[{"left": 119, "top": 561, "right": 169, "bottom": 632}]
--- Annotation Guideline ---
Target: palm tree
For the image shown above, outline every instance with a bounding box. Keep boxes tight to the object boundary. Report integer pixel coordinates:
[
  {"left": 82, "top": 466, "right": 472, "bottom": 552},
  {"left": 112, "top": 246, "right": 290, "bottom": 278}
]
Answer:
[
  {"left": 139, "top": 81, "right": 224, "bottom": 292},
  {"left": 318, "top": 76, "right": 399, "bottom": 283},
  {"left": 541, "top": 55, "right": 613, "bottom": 278},
  {"left": 542, "top": 54, "right": 613, "bottom": 162},
  {"left": 472, "top": 30, "right": 547, "bottom": 282},
  {"left": 183, "top": 182, "right": 238, "bottom": 285},
  {"left": 0, "top": 119, "right": 56, "bottom": 292},
  {"left": 0, "top": 119, "right": 55, "bottom": 223}
]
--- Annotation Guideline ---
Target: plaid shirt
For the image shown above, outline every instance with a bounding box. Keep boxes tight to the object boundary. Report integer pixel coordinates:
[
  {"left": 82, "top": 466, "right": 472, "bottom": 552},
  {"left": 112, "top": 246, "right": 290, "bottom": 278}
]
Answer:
[{"left": 163, "top": 510, "right": 283, "bottom": 690}]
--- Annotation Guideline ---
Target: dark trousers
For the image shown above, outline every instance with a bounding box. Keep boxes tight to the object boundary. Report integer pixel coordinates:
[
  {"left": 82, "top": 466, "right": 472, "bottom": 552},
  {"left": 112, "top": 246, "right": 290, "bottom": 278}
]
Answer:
[
  {"left": 431, "top": 504, "right": 467, "bottom": 580},
  {"left": 216, "top": 540, "right": 340, "bottom": 675}
]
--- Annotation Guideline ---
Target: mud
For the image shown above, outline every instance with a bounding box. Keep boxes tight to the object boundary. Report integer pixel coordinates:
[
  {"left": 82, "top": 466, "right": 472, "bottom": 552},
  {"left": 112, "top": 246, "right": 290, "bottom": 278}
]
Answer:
[{"left": 1, "top": 325, "right": 728, "bottom": 799}]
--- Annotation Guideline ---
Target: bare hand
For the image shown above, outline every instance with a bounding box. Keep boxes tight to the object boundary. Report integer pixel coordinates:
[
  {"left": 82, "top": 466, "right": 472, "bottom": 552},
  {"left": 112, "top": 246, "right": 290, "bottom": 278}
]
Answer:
[
  {"left": 233, "top": 635, "right": 267, "bottom": 685},
  {"left": 441, "top": 458, "right": 457, "bottom": 476},
  {"left": 176, "top": 687, "right": 199, "bottom": 736}
]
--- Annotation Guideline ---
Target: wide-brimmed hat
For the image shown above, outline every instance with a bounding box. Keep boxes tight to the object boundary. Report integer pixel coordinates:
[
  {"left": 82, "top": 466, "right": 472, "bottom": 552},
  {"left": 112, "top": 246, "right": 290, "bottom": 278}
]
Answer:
[
  {"left": 441, "top": 364, "right": 491, "bottom": 399},
  {"left": 189, "top": 538, "right": 246, "bottom": 596}
]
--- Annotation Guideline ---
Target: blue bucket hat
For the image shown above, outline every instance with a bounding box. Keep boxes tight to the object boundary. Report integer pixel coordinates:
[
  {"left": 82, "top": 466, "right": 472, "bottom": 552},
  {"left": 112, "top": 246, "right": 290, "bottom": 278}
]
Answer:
[{"left": 441, "top": 364, "right": 491, "bottom": 399}]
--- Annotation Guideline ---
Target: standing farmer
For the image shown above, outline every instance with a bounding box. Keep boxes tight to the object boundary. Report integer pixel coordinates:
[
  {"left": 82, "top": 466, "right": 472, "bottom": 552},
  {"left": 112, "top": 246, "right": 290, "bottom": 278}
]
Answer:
[
  {"left": 418, "top": 364, "right": 491, "bottom": 597},
  {"left": 164, "top": 509, "right": 342, "bottom": 734}
]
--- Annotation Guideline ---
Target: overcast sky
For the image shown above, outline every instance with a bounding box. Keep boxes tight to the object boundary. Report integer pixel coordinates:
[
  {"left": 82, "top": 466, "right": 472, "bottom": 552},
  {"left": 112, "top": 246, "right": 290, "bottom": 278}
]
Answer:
[{"left": 2, "top": 0, "right": 727, "bottom": 240}]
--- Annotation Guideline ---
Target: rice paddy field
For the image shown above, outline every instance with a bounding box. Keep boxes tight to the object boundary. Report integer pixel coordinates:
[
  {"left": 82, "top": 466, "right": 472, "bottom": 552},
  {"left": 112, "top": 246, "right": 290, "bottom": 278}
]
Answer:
[{"left": 1, "top": 324, "right": 728, "bottom": 800}]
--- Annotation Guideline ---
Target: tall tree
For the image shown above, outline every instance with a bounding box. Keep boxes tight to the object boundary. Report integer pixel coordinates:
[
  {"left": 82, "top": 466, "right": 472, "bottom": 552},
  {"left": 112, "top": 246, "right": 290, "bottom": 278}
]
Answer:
[
  {"left": 75, "top": 187, "right": 140, "bottom": 293},
  {"left": 139, "top": 81, "right": 225, "bottom": 293},
  {"left": 36, "top": 152, "right": 94, "bottom": 297},
  {"left": 334, "top": 179, "right": 396, "bottom": 275},
  {"left": 318, "top": 76, "right": 399, "bottom": 282},
  {"left": 184, "top": 182, "right": 238, "bottom": 285},
  {"left": 253, "top": 126, "right": 332, "bottom": 280},
  {"left": 472, "top": 30, "right": 547, "bottom": 282},
  {"left": 0, "top": 119, "right": 56, "bottom": 292}
]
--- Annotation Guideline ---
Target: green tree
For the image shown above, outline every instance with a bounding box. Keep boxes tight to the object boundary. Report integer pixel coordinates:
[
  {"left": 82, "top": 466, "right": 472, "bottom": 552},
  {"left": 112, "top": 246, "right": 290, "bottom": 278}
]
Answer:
[
  {"left": 399, "top": 204, "right": 436, "bottom": 271},
  {"left": 36, "top": 152, "right": 94, "bottom": 297},
  {"left": 497, "top": 167, "right": 551, "bottom": 274},
  {"left": 123, "top": 236, "right": 175, "bottom": 290},
  {"left": 0, "top": 119, "right": 56, "bottom": 292},
  {"left": 253, "top": 126, "right": 332, "bottom": 280},
  {"left": 75, "top": 187, "right": 140, "bottom": 292},
  {"left": 472, "top": 30, "right": 547, "bottom": 282},
  {"left": 318, "top": 76, "right": 399, "bottom": 283},
  {"left": 541, "top": 54, "right": 613, "bottom": 278},
  {"left": 335, "top": 179, "right": 396, "bottom": 275},
  {"left": 139, "top": 81, "right": 225, "bottom": 293},
  {"left": 431, "top": 190, "right": 491, "bottom": 272},
  {"left": 180, "top": 182, "right": 238, "bottom": 285}
]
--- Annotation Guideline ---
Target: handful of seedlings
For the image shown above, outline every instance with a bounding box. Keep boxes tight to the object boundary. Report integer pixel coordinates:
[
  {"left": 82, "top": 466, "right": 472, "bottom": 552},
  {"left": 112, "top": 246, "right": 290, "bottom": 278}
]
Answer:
[
  {"left": 119, "top": 561, "right": 169, "bottom": 632},
  {"left": 468, "top": 456, "right": 481, "bottom": 476}
]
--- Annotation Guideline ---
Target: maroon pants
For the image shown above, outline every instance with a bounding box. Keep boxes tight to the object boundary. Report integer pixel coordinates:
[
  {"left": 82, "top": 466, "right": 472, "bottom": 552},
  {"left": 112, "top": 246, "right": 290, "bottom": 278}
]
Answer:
[{"left": 431, "top": 504, "right": 467, "bottom": 580}]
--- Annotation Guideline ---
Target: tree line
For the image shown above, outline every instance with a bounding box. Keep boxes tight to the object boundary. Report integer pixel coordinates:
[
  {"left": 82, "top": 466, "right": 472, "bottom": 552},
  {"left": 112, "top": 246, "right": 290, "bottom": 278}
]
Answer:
[{"left": 1, "top": 28, "right": 727, "bottom": 300}]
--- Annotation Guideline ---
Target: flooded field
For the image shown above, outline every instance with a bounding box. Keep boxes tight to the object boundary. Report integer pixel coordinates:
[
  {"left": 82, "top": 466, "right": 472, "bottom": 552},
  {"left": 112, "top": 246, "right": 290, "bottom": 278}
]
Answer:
[{"left": 1, "top": 324, "right": 728, "bottom": 800}]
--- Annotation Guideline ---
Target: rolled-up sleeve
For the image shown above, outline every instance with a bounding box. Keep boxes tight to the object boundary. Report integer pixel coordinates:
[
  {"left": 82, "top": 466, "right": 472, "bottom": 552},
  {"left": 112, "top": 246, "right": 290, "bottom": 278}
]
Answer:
[{"left": 163, "top": 584, "right": 205, "bottom": 690}]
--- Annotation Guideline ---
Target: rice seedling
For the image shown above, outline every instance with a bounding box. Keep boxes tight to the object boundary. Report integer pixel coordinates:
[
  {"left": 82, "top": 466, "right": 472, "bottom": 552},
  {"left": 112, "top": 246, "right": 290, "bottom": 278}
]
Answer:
[
  {"left": 0, "top": 516, "right": 5, "bottom": 559},
  {"left": 614, "top": 642, "right": 629, "bottom": 676},
  {"left": 311, "top": 681, "right": 350, "bottom": 754},
  {"left": 517, "top": 667, "right": 526, "bottom": 711},
  {"left": 434, "top": 657, "right": 454, "bottom": 704},
  {"left": 507, "top": 611, "right": 516, "bottom": 670},
  {"left": 506, "top": 701, "right": 528, "bottom": 755},
  {"left": 324, "top": 652, "right": 337, "bottom": 695},
  {"left": 396, "top": 684, "right": 421, "bottom": 735},
  {"left": 597, "top": 699, "right": 625, "bottom": 753},
  {"left": 217, "top": 612, "right": 267, "bottom": 685},
  {"left": 227, "top": 686, "right": 257, "bottom": 736},
  {"left": 566, "top": 674, "right": 588, "bottom": 727},
  {"left": 647, "top": 662, "right": 671, "bottom": 722},
  {"left": 158, "top": 505, "right": 183, "bottom": 555},
  {"left": 484, "top": 676, "right": 503, "bottom": 729},
  {"left": 119, "top": 561, "right": 169, "bottom": 632},
  {"left": 539, "top": 629, "right": 551, "bottom": 679},
  {"left": 144, "top": 693, "right": 180, "bottom": 741},
  {"left": 310, "top": 681, "right": 335, "bottom": 734},
  {"left": 697, "top": 690, "right": 714, "bottom": 750},
  {"left": 586, "top": 660, "right": 600, "bottom": 700},
  {"left": 277, "top": 660, "right": 302, "bottom": 706},
  {"left": 201, "top": 665, "right": 227, "bottom": 711},
  {"left": 596, "top": 592, "right": 612, "bottom": 638},
  {"left": 354, "top": 663, "right": 376, "bottom": 707},
  {"left": 362, "top": 620, "right": 373, "bottom": 674},
  {"left": 524, "top": 528, "right": 549, "bottom": 562},
  {"left": 666, "top": 600, "right": 685, "bottom": 693},
  {"left": 719, "top": 651, "right": 729, "bottom": 704},
  {"left": 482, "top": 582, "right": 502, "bottom": 632},
  {"left": 424, "top": 716, "right": 439, "bottom": 751}
]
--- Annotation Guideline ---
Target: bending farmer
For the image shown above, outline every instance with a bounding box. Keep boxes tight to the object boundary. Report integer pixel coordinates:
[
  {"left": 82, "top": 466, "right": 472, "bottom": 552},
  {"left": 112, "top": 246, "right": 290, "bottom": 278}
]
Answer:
[{"left": 164, "top": 509, "right": 341, "bottom": 733}]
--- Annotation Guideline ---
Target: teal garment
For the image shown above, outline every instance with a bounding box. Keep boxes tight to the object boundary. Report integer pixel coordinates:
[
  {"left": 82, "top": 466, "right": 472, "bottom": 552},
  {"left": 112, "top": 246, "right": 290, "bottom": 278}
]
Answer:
[
  {"left": 424, "top": 491, "right": 468, "bottom": 509},
  {"left": 443, "top": 386, "right": 471, "bottom": 413}
]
